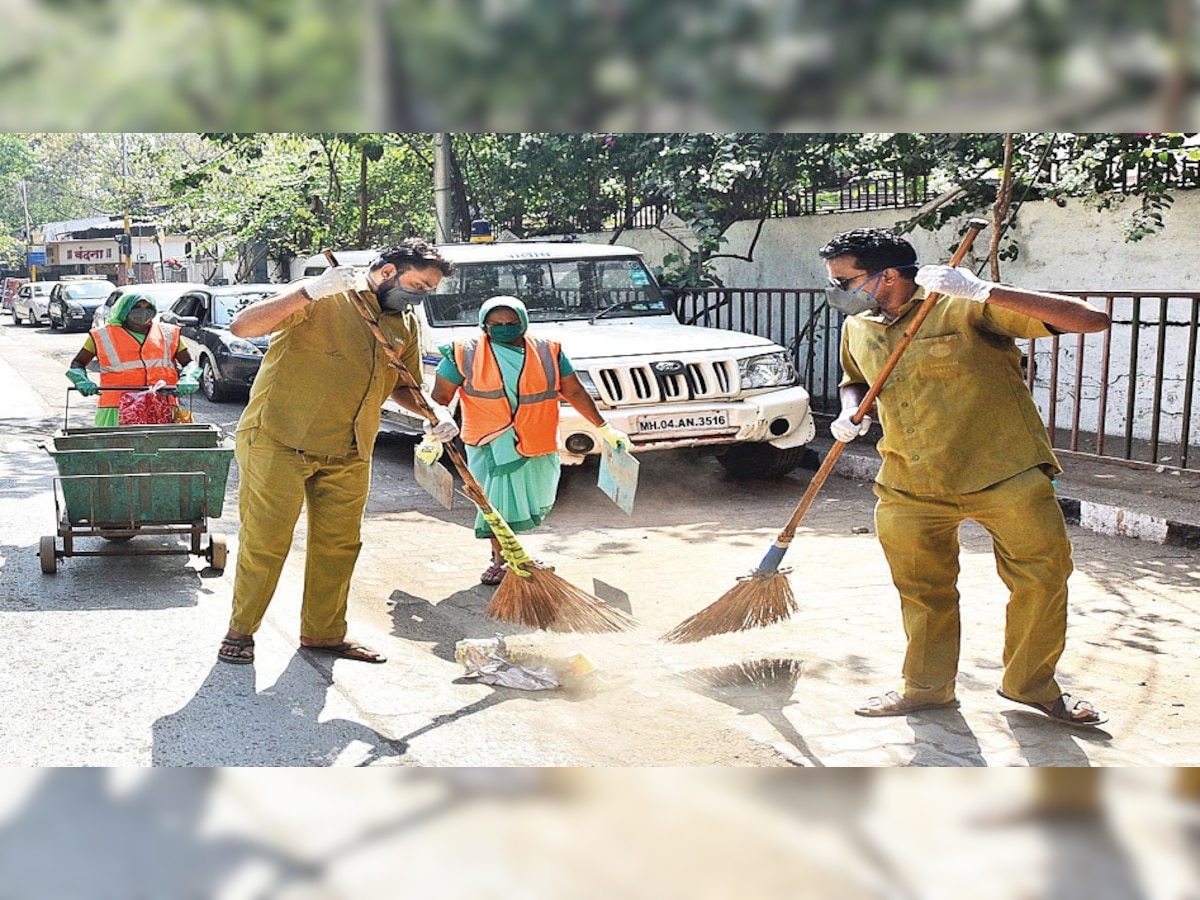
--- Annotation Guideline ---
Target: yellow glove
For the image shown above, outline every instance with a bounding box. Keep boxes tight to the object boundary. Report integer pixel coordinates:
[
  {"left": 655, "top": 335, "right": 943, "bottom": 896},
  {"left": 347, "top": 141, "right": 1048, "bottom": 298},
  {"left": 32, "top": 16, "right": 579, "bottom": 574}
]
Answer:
[
  {"left": 415, "top": 435, "right": 444, "bottom": 466},
  {"left": 598, "top": 423, "right": 630, "bottom": 452}
]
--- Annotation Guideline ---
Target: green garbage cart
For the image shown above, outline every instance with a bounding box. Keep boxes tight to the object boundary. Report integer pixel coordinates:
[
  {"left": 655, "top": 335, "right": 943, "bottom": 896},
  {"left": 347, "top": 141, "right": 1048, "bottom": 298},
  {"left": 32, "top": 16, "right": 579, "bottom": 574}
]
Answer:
[{"left": 41, "top": 422, "right": 235, "bottom": 574}]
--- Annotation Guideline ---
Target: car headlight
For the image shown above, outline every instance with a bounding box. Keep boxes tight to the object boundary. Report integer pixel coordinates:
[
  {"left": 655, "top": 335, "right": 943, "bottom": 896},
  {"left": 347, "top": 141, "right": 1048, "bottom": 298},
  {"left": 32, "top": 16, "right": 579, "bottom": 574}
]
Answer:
[
  {"left": 738, "top": 351, "right": 797, "bottom": 389},
  {"left": 224, "top": 336, "right": 263, "bottom": 356},
  {"left": 67, "top": 303, "right": 84, "bottom": 315},
  {"left": 573, "top": 370, "right": 602, "bottom": 399}
]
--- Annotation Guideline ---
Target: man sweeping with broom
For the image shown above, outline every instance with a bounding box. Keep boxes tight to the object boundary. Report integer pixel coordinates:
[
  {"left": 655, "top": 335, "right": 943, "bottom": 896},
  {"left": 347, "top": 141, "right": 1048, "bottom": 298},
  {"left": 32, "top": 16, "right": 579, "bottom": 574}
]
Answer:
[{"left": 820, "top": 227, "right": 1111, "bottom": 727}]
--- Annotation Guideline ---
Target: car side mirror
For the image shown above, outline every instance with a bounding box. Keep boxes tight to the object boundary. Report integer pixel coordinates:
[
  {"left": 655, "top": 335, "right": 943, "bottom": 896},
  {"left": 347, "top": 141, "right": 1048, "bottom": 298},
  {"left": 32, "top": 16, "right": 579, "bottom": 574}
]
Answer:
[{"left": 659, "top": 287, "right": 681, "bottom": 319}]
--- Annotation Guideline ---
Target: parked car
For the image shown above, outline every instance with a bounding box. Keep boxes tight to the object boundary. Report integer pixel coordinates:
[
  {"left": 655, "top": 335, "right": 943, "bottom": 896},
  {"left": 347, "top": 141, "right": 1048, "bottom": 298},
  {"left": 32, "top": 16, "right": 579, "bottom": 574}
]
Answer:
[
  {"left": 10, "top": 280, "right": 61, "bottom": 326},
  {"left": 161, "top": 284, "right": 279, "bottom": 402},
  {"left": 301, "top": 242, "right": 817, "bottom": 478},
  {"left": 47, "top": 278, "right": 117, "bottom": 331},
  {"left": 91, "top": 282, "right": 208, "bottom": 330}
]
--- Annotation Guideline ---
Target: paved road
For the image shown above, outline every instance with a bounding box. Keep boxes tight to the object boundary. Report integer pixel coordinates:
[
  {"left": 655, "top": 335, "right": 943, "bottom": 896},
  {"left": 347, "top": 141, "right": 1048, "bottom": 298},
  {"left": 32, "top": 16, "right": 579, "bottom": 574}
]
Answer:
[{"left": 1, "top": 315, "right": 1198, "bottom": 768}]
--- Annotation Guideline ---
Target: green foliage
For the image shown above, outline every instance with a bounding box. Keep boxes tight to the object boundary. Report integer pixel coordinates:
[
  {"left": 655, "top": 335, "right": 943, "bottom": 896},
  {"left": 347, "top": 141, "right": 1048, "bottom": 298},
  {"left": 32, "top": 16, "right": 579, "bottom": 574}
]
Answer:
[
  {"left": 5, "top": 131, "right": 1200, "bottom": 282},
  {"left": 168, "top": 133, "right": 436, "bottom": 270},
  {"left": 0, "top": 234, "right": 25, "bottom": 268}
]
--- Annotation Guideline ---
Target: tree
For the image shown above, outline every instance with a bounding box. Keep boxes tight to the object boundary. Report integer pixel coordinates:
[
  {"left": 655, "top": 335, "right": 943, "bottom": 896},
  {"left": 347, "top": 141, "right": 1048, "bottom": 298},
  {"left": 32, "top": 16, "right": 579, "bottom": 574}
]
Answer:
[{"left": 168, "top": 133, "right": 439, "bottom": 279}]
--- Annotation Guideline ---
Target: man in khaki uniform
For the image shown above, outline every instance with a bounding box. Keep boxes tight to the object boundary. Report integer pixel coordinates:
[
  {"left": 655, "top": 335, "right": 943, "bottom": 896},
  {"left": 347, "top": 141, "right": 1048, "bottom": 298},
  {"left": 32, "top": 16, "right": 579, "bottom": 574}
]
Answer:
[
  {"left": 217, "top": 240, "right": 459, "bottom": 666},
  {"left": 819, "top": 228, "right": 1111, "bottom": 726}
]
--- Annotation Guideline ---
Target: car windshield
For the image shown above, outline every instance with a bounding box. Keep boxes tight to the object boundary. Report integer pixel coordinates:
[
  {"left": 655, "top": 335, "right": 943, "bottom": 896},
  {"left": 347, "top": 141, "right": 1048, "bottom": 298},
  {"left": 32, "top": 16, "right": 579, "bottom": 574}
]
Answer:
[
  {"left": 422, "top": 256, "right": 670, "bottom": 326},
  {"left": 212, "top": 290, "right": 274, "bottom": 326},
  {"left": 139, "top": 287, "right": 188, "bottom": 312},
  {"left": 65, "top": 282, "right": 112, "bottom": 300}
]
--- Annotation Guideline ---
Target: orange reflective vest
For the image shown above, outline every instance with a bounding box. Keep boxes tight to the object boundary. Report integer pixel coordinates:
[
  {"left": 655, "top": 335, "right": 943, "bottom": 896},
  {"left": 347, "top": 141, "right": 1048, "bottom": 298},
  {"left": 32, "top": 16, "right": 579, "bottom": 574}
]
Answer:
[
  {"left": 90, "top": 322, "right": 181, "bottom": 408},
  {"left": 454, "top": 336, "right": 562, "bottom": 456}
]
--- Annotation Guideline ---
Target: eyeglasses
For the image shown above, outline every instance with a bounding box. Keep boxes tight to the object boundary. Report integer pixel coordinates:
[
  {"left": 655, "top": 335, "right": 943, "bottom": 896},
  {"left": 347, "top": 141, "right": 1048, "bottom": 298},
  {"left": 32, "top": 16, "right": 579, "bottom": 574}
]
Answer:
[{"left": 827, "top": 271, "right": 877, "bottom": 292}]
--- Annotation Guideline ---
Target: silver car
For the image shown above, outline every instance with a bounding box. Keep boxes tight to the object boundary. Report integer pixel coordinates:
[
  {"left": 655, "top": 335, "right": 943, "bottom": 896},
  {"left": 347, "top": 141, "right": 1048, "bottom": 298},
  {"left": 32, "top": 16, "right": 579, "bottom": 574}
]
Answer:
[{"left": 10, "top": 281, "right": 61, "bottom": 326}]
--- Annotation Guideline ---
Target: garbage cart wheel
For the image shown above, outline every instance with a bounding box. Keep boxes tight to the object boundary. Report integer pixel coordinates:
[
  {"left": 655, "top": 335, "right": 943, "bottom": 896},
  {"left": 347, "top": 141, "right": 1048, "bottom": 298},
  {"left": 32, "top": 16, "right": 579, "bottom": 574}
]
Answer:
[
  {"left": 39, "top": 536, "right": 57, "bottom": 574},
  {"left": 208, "top": 534, "right": 227, "bottom": 572}
]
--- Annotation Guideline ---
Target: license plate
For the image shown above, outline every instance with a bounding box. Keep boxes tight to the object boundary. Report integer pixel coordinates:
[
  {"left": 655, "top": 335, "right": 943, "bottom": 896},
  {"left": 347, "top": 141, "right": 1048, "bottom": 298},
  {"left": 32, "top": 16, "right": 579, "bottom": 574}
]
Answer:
[{"left": 634, "top": 411, "right": 730, "bottom": 434}]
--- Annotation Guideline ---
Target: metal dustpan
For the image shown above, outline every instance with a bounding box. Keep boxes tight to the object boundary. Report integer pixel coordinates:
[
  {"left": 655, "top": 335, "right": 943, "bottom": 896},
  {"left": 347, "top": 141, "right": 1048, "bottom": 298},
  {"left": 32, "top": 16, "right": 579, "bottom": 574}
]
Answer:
[
  {"left": 598, "top": 443, "right": 639, "bottom": 515},
  {"left": 414, "top": 456, "right": 455, "bottom": 509}
]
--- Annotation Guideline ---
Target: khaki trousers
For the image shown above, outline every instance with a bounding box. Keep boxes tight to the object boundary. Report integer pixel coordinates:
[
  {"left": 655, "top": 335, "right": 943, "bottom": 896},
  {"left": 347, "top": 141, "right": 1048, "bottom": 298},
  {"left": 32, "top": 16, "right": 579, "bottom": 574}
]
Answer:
[
  {"left": 229, "top": 427, "right": 370, "bottom": 641},
  {"left": 874, "top": 466, "right": 1073, "bottom": 705}
]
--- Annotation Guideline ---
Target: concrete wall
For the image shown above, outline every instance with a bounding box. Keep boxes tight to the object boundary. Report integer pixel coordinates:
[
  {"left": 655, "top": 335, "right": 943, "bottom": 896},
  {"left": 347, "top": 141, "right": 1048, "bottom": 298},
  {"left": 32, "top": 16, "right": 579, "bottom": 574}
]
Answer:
[
  {"left": 584, "top": 192, "right": 1200, "bottom": 292},
  {"left": 582, "top": 195, "right": 1200, "bottom": 454}
]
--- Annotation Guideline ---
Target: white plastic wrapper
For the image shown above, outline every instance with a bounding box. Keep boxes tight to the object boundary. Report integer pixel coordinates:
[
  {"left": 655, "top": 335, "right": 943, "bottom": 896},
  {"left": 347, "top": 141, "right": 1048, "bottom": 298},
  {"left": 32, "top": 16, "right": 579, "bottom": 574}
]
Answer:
[{"left": 454, "top": 636, "right": 560, "bottom": 691}]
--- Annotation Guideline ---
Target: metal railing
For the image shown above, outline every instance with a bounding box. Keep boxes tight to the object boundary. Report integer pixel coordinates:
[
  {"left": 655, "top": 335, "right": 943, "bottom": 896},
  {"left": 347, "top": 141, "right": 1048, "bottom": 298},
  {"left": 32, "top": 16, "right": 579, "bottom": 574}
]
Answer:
[
  {"left": 676, "top": 287, "right": 1200, "bottom": 474},
  {"left": 676, "top": 288, "right": 843, "bottom": 417},
  {"left": 602, "top": 174, "right": 937, "bottom": 232},
  {"left": 1031, "top": 292, "right": 1200, "bottom": 472}
]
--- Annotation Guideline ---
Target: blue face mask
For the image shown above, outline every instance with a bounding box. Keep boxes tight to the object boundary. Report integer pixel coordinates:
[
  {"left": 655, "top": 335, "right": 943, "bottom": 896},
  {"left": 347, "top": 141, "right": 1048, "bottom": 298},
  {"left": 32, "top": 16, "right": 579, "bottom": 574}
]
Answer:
[
  {"left": 825, "top": 273, "right": 883, "bottom": 316},
  {"left": 124, "top": 306, "right": 154, "bottom": 327},
  {"left": 486, "top": 323, "right": 525, "bottom": 344},
  {"left": 376, "top": 277, "right": 429, "bottom": 312}
]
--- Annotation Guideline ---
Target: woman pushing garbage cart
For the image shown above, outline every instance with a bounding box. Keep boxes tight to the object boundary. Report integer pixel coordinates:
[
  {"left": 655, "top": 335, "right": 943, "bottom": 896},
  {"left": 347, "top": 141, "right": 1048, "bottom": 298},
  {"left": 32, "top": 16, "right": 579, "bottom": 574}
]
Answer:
[{"left": 65, "top": 290, "right": 199, "bottom": 426}]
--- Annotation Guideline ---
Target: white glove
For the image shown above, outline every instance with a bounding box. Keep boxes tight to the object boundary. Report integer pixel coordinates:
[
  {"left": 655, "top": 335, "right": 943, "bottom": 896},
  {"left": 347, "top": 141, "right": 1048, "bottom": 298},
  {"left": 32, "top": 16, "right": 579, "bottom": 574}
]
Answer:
[
  {"left": 598, "top": 423, "right": 630, "bottom": 452},
  {"left": 303, "top": 266, "right": 358, "bottom": 301},
  {"left": 415, "top": 435, "right": 444, "bottom": 466},
  {"left": 424, "top": 403, "right": 459, "bottom": 441},
  {"left": 915, "top": 264, "right": 994, "bottom": 302},
  {"left": 831, "top": 406, "right": 872, "bottom": 443}
]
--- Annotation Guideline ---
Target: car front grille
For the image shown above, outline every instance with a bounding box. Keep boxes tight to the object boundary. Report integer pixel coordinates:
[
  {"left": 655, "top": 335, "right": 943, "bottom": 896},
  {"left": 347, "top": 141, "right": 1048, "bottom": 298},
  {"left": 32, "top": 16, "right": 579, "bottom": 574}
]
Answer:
[{"left": 592, "top": 360, "right": 737, "bottom": 406}]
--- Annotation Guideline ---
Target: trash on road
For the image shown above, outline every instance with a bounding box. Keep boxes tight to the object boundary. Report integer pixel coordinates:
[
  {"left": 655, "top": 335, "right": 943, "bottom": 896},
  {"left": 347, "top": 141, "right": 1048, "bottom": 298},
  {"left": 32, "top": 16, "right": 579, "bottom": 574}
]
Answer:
[{"left": 455, "top": 636, "right": 560, "bottom": 691}]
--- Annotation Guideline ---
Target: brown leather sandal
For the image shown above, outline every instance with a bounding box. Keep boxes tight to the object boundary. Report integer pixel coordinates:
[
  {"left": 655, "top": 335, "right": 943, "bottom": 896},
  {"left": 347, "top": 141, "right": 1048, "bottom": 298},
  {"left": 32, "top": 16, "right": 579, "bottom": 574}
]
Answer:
[
  {"left": 996, "top": 690, "right": 1108, "bottom": 727},
  {"left": 854, "top": 690, "right": 960, "bottom": 717}
]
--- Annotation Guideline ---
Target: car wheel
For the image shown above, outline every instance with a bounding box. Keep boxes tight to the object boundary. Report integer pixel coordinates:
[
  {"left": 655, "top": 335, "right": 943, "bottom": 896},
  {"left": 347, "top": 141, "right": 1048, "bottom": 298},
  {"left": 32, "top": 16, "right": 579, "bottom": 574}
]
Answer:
[
  {"left": 715, "top": 442, "right": 816, "bottom": 479},
  {"left": 48, "top": 310, "right": 60, "bottom": 330},
  {"left": 200, "top": 356, "right": 233, "bottom": 402}
]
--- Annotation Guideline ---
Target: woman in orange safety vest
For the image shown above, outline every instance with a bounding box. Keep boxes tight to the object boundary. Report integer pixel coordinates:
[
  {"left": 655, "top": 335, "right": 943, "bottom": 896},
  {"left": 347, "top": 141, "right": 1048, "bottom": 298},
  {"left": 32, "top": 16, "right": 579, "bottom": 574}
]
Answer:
[
  {"left": 65, "top": 291, "right": 200, "bottom": 426},
  {"left": 430, "top": 296, "right": 630, "bottom": 584}
]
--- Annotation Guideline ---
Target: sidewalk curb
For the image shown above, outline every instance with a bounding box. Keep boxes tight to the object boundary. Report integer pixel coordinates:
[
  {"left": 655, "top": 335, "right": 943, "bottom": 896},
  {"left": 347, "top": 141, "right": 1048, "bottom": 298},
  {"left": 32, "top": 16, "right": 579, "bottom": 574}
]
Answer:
[
  {"left": 1057, "top": 496, "right": 1200, "bottom": 549},
  {"left": 823, "top": 445, "right": 1200, "bottom": 549}
]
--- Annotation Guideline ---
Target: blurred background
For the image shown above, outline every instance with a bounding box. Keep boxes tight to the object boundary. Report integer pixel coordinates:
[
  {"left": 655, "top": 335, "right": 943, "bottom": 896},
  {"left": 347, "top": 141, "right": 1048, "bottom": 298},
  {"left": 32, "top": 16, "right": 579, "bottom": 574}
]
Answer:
[
  {"left": 0, "top": 768, "right": 1196, "bottom": 899},
  {"left": 1, "top": 0, "right": 1194, "bottom": 130}
]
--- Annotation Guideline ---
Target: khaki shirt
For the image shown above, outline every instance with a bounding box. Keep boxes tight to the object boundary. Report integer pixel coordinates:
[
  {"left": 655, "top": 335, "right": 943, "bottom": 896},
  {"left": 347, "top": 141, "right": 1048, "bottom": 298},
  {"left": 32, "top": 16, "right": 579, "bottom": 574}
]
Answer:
[
  {"left": 839, "top": 288, "right": 1059, "bottom": 495},
  {"left": 237, "top": 274, "right": 421, "bottom": 460}
]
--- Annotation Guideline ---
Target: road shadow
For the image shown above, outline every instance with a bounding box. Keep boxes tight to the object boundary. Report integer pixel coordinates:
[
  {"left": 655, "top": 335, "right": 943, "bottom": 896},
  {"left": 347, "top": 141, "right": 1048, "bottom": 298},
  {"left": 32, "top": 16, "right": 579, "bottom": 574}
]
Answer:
[
  {"left": 388, "top": 588, "right": 528, "bottom": 663},
  {"left": 907, "top": 708, "right": 987, "bottom": 766},
  {"left": 678, "top": 658, "right": 825, "bottom": 766},
  {"left": 1, "top": 535, "right": 216, "bottom": 611},
  {"left": 151, "top": 655, "right": 408, "bottom": 766},
  {"left": 1001, "top": 710, "right": 1113, "bottom": 765}
]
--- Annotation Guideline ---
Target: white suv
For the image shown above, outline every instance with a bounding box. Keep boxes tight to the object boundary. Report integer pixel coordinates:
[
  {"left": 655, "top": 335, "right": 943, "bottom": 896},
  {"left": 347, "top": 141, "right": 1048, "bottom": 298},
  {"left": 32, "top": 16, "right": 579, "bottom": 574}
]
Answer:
[{"left": 303, "top": 241, "right": 816, "bottom": 477}]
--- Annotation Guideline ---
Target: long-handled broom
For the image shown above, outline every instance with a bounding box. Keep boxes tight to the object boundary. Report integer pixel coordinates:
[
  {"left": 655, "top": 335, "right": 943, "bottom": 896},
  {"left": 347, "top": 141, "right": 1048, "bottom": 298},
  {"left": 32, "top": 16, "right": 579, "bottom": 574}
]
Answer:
[
  {"left": 322, "top": 250, "right": 634, "bottom": 634},
  {"left": 662, "top": 218, "right": 989, "bottom": 643}
]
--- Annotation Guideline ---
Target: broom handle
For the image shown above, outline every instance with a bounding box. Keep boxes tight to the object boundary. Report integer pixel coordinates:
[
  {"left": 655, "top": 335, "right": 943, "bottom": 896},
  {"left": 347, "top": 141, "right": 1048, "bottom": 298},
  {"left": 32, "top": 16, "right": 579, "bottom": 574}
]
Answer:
[
  {"left": 755, "top": 218, "right": 989, "bottom": 574},
  {"left": 321, "top": 249, "right": 494, "bottom": 511}
]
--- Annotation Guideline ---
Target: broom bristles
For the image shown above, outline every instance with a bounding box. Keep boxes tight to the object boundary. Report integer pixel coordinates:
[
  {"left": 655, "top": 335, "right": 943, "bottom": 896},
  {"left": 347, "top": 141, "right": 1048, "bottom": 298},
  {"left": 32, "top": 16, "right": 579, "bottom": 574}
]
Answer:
[
  {"left": 485, "top": 561, "right": 637, "bottom": 633},
  {"left": 661, "top": 570, "right": 797, "bottom": 644}
]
